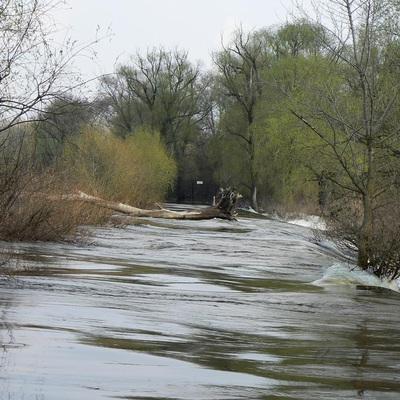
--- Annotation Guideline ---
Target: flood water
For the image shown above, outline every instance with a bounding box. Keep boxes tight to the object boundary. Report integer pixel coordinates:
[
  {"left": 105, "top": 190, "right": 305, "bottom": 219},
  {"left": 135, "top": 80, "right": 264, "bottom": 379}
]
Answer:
[{"left": 1, "top": 211, "right": 400, "bottom": 399}]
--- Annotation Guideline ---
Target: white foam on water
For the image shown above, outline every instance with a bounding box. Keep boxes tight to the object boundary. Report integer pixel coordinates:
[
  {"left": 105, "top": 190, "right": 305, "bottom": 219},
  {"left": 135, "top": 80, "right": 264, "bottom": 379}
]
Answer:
[
  {"left": 313, "top": 263, "right": 400, "bottom": 292},
  {"left": 286, "top": 215, "right": 327, "bottom": 230}
]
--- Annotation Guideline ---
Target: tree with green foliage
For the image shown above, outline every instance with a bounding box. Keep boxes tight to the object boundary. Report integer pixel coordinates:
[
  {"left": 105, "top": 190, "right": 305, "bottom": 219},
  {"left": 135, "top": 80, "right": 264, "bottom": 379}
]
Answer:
[
  {"left": 270, "top": 20, "right": 328, "bottom": 58},
  {"left": 211, "top": 23, "right": 326, "bottom": 211},
  {"left": 99, "top": 47, "right": 212, "bottom": 201},
  {"left": 212, "top": 27, "right": 271, "bottom": 211},
  {"left": 290, "top": 0, "right": 400, "bottom": 279}
]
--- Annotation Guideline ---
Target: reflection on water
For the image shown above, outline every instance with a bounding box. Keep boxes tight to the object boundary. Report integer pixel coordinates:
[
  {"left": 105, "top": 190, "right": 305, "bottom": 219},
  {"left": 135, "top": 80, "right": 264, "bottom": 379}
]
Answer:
[{"left": 1, "top": 217, "right": 400, "bottom": 399}]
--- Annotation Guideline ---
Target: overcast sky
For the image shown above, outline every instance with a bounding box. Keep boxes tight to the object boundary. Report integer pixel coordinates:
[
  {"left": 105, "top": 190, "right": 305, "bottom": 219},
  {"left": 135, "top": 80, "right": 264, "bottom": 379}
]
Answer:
[{"left": 54, "top": 0, "right": 305, "bottom": 80}]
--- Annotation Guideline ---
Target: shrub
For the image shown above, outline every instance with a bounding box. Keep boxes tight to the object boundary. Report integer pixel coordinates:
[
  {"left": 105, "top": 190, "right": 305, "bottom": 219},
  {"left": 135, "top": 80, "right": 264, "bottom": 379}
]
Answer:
[
  {"left": 321, "top": 187, "right": 400, "bottom": 280},
  {"left": 0, "top": 168, "right": 109, "bottom": 242},
  {"left": 63, "top": 125, "right": 177, "bottom": 208},
  {"left": 0, "top": 126, "right": 109, "bottom": 242}
]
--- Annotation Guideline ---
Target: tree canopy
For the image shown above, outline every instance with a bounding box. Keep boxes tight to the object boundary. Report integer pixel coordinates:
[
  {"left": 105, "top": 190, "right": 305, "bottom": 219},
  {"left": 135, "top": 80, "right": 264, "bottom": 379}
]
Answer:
[{"left": 2, "top": 0, "right": 400, "bottom": 281}]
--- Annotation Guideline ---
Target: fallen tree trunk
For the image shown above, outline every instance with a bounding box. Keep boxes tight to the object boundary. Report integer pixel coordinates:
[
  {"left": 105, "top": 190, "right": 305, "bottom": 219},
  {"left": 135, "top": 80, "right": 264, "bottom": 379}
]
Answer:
[{"left": 58, "top": 187, "right": 241, "bottom": 220}]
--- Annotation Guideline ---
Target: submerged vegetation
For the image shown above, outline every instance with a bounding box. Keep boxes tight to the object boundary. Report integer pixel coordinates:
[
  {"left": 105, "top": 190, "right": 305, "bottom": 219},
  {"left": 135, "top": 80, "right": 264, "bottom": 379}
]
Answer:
[{"left": 1, "top": 0, "right": 400, "bottom": 280}]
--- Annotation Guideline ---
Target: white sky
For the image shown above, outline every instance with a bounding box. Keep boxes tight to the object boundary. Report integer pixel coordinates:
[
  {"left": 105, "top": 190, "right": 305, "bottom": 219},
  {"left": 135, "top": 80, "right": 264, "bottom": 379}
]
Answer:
[{"left": 54, "top": 0, "right": 305, "bottom": 80}]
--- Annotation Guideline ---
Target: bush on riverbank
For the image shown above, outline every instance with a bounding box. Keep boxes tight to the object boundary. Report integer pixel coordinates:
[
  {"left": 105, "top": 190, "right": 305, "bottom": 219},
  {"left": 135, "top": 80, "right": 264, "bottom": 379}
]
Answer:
[
  {"left": 0, "top": 122, "right": 177, "bottom": 242},
  {"left": 322, "top": 192, "right": 400, "bottom": 281},
  {"left": 63, "top": 126, "right": 177, "bottom": 208},
  {"left": 0, "top": 168, "right": 110, "bottom": 242},
  {"left": 0, "top": 127, "right": 110, "bottom": 242}
]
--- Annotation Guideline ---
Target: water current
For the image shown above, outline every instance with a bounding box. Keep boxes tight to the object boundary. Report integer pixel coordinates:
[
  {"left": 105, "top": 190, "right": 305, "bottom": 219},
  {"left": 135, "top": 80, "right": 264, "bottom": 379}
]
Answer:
[{"left": 1, "top": 210, "right": 400, "bottom": 399}]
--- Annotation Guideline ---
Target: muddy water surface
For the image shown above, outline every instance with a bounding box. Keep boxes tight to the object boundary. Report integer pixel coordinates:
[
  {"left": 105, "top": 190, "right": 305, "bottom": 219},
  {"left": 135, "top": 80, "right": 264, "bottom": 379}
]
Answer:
[{"left": 1, "top": 214, "right": 400, "bottom": 399}]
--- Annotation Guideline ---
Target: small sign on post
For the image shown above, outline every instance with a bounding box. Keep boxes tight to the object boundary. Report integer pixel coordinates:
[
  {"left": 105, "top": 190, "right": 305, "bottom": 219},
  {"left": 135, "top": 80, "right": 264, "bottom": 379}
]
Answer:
[{"left": 196, "top": 181, "right": 203, "bottom": 185}]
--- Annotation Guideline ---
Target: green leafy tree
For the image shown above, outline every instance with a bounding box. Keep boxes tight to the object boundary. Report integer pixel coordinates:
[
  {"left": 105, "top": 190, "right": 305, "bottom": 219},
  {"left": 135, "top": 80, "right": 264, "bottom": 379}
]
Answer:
[
  {"left": 256, "top": 48, "right": 332, "bottom": 210},
  {"left": 271, "top": 20, "right": 329, "bottom": 58},
  {"left": 211, "top": 23, "right": 324, "bottom": 211},
  {"left": 212, "top": 27, "right": 272, "bottom": 211},
  {"left": 290, "top": 0, "right": 400, "bottom": 278},
  {"left": 99, "top": 48, "right": 211, "bottom": 201}
]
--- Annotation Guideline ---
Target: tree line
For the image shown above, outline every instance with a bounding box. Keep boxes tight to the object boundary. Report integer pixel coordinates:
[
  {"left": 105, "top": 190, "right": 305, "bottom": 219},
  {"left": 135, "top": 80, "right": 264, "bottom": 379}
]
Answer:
[{"left": 1, "top": 0, "right": 400, "bottom": 280}]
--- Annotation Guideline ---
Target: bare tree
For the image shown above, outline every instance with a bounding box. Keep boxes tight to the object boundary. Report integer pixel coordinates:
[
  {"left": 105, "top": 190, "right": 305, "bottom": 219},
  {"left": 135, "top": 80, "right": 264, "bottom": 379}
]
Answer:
[
  {"left": 0, "top": 0, "right": 105, "bottom": 241},
  {"left": 290, "top": 0, "right": 400, "bottom": 278},
  {"left": 0, "top": 0, "right": 99, "bottom": 137}
]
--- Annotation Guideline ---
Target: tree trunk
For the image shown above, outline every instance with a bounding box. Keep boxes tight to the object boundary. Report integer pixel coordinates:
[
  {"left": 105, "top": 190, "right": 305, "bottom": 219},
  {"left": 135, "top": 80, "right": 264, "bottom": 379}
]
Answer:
[
  {"left": 358, "top": 146, "right": 376, "bottom": 270},
  {"left": 251, "top": 185, "right": 258, "bottom": 212},
  {"left": 57, "top": 188, "right": 241, "bottom": 221},
  {"left": 358, "top": 193, "right": 373, "bottom": 270}
]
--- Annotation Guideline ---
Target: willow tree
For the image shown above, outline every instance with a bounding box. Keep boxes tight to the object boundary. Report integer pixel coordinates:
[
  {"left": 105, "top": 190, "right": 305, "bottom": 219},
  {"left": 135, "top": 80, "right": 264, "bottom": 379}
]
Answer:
[
  {"left": 291, "top": 0, "right": 400, "bottom": 279},
  {"left": 213, "top": 27, "right": 271, "bottom": 211},
  {"left": 99, "top": 48, "right": 212, "bottom": 201},
  {"left": 212, "top": 22, "right": 327, "bottom": 211},
  {"left": 254, "top": 21, "right": 329, "bottom": 209}
]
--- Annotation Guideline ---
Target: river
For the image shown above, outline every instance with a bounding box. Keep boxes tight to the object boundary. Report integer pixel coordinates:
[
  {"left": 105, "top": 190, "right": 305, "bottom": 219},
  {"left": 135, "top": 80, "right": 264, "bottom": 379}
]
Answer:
[{"left": 1, "top": 211, "right": 400, "bottom": 399}]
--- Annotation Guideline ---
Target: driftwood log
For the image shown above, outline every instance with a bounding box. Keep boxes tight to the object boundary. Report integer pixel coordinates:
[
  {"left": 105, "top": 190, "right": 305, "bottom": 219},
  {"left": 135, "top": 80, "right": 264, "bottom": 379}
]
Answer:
[{"left": 60, "top": 187, "right": 241, "bottom": 220}]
